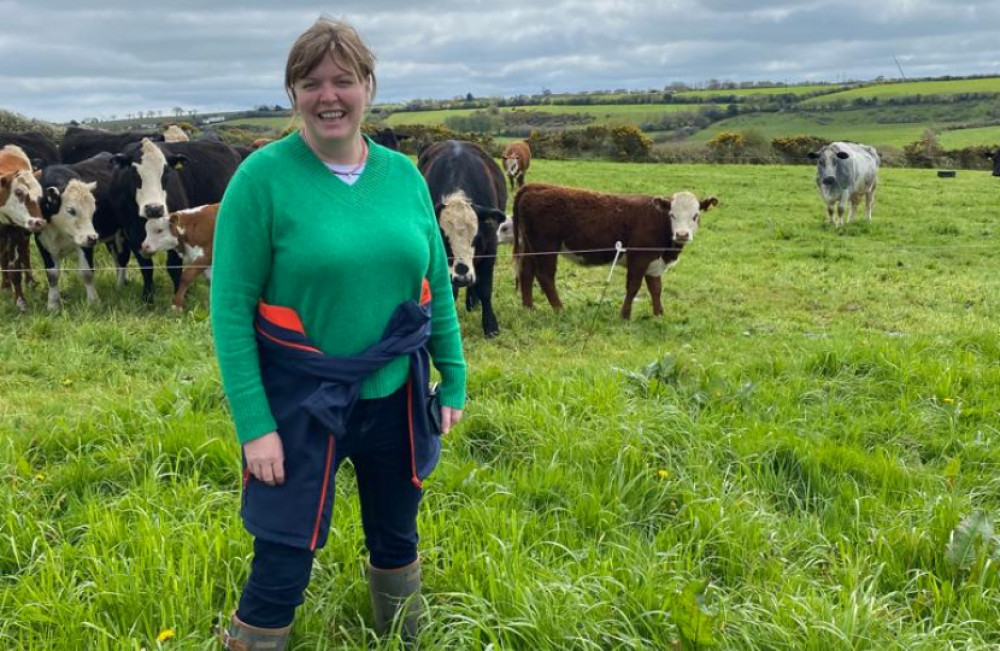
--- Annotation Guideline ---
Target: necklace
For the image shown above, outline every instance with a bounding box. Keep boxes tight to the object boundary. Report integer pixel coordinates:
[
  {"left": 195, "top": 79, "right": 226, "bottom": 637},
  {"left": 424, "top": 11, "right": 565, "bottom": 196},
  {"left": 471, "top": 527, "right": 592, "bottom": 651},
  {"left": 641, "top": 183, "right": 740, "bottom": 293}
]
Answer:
[{"left": 328, "top": 138, "right": 368, "bottom": 178}]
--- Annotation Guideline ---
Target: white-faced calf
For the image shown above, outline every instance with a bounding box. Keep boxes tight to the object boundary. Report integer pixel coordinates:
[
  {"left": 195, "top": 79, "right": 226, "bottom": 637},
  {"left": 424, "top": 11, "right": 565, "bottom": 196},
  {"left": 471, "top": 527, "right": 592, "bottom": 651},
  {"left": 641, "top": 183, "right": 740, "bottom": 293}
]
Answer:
[{"left": 141, "top": 203, "right": 218, "bottom": 309}]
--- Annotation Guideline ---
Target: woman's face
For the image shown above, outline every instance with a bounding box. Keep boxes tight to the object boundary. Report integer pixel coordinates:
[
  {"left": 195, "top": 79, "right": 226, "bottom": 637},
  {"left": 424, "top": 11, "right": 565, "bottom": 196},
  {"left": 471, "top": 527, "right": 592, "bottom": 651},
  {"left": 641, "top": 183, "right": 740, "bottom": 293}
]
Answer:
[{"left": 293, "top": 54, "right": 369, "bottom": 153}]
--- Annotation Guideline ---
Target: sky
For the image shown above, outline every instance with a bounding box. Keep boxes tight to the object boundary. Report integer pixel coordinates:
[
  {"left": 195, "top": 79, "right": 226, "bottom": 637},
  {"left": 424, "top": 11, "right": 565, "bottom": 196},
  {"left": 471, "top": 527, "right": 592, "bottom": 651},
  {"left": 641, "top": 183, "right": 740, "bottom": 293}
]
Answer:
[{"left": 3, "top": 0, "right": 1000, "bottom": 124}]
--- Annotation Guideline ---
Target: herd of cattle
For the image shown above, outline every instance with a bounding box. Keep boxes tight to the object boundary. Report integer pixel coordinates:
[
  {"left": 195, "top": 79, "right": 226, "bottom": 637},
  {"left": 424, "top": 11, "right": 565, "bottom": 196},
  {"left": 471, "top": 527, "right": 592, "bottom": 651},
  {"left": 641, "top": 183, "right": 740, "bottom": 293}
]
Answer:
[{"left": 2, "top": 125, "right": 999, "bottom": 336}]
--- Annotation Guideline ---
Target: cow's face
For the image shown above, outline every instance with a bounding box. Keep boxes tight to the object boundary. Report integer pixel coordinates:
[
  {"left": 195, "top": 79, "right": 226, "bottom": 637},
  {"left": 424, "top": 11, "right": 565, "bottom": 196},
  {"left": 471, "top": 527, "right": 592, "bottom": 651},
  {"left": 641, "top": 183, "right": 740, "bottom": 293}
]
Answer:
[
  {"left": 48, "top": 179, "right": 98, "bottom": 247},
  {"left": 809, "top": 147, "right": 851, "bottom": 195},
  {"left": 503, "top": 156, "right": 520, "bottom": 177},
  {"left": 112, "top": 138, "right": 185, "bottom": 220},
  {"left": 140, "top": 215, "right": 178, "bottom": 256},
  {"left": 661, "top": 191, "right": 717, "bottom": 244},
  {"left": 0, "top": 170, "right": 46, "bottom": 232},
  {"left": 496, "top": 216, "right": 514, "bottom": 244},
  {"left": 436, "top": 190, "right": 477, "bottom": 287}
]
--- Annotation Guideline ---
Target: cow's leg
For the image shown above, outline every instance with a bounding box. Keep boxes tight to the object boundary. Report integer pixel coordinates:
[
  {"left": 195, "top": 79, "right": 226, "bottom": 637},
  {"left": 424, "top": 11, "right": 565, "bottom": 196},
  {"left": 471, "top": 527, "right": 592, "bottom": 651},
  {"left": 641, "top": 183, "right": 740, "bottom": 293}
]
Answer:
[
  {"left": 825, "top": 202, "right": 835, "bottom": 224},
  {"left": 533, "top": 254, "right": 562, "bottom": 310},
  {"left": 165, "top": 250, "right": 183, "bottom": 293},
  {"left": 465, "top": 286, "right": 480, "bottom": 311},
  {"left": 835, "top": 198, "right": 846, "bottom": 227},
  {"left": 518, "top": 253, "right": 536, "bottom": 309},
  {"left": 3, "top": 232, "right": 28, "bottom": 311},
  {"left": 171, "top": 265, "right": 205, "bottom": 310},
  {"left": 77, "top": 247, "right": 99, "bottom": 304},
  {"left": 865, "top": 184, "right": 876, "bottom": 221},
  {"left": 644, "top": 274, "right": 664, "bottom": 316},
  {"left": 19, "top": 235, "right": 35, "bottom": 287},
  {"left": 475, "top": 258, "right": 499, "bottom": 338},
  {"left": 621, "top": 263, "right": 647, "bottom": 320},
  {"left": 37, "top": 240, "right": 61, "bottom": 311},
  {"left": 848, "top": 194, "right": 860, "bottom": 223}
]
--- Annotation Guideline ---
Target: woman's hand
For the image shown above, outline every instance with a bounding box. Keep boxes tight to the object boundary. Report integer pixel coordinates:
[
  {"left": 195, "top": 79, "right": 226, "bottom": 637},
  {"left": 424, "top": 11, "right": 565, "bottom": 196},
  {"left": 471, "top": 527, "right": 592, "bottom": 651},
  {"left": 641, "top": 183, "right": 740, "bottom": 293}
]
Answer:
[
  {"left": 243, "top": 431, "right": 285, "bottom": 486},
  {"left": 441, "top": 406, "right": 463, "bottom": 435}
]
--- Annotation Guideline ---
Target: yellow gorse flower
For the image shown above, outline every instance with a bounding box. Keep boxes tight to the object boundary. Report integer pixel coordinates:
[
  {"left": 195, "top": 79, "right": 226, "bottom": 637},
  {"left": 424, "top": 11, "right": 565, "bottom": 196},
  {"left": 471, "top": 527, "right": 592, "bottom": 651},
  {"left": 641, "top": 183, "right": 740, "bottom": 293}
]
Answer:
[{"left": 156, "top": 629, "right": 175, "bottom": 642}]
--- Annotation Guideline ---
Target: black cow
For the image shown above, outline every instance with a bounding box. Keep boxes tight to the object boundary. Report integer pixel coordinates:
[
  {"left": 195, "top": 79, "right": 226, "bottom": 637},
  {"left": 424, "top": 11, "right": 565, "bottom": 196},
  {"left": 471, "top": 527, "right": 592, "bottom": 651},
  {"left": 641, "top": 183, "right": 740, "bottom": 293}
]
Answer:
[
  {"left": 0, "top": 132, "right": 60, "bottom": 169},
  {"left": 369, "top": 127, "right": 408, "bottom": 152},
  {"left": 418, "top": 140, "right": 507, "bottom": 338},
  {"left": 108, "top": 138, "right": 241, "bottom": 302},
  {"left": 987, "top": 148, "right": 1000, "bottom": 177},
  {"left": 59, "top": 126, "right": 165, "bottom": 164}
]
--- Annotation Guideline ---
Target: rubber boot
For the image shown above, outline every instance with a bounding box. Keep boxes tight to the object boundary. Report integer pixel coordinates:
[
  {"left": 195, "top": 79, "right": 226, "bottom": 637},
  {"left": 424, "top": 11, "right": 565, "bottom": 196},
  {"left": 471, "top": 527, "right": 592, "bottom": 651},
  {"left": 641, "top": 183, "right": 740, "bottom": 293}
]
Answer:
[
  {"left": 368, "top": 559, "right": 424, "bottom": 638},
  {"left": 218, "top": 611, "right": 291, "bottom": 651}
]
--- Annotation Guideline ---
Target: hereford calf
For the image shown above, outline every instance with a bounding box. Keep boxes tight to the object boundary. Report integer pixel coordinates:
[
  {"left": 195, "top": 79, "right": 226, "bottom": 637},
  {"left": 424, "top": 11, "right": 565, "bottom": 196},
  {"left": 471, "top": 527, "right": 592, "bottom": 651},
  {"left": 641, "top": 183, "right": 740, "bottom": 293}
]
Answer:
[
  {"left": 513, "top": 183, "right": 718, "bottom": 319},
  {"left": 0, "top": 145, "right": 47, "bottom": 310},
  {"left": 140, "top": 203, "right": 218, "bottom": 309},
  {"left": 163, "top": 124, "right": 189, "bottom": 143},
  {"left": 501, "top": 140, "right": 531, "bottom": 191},
  {"left": 36, "top": 165, "right": 99, "bottom": 310}
]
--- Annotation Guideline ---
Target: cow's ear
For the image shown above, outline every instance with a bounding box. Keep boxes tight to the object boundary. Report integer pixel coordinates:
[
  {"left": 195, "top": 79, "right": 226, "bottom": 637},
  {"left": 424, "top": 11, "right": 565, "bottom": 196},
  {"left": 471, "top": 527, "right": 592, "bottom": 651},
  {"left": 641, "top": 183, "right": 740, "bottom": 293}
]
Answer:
[
  {"left": 31, "top": 158, "right": 45, "bottom": 172},
  {"left": 111, "top": 154, "right": 130, "bottom": 169},
  {"left": 476, "top": 206, "right": 506, "bottom": 227},
  {"left": 836, "top": 151, "right": 850, "bottom": 159},
  {"left": 33, "top": 169, "right": 43, "bottom": 180},
  {"left": 653, "top": 197, "right": 671, "bottom": 212},
  {"left": 700, "top": 196, "right": 719, "bottom": 211},
  {"left": 167, "top": 154, "right": 189, "bottom": 170},
  {"left": 42, "top": 186, "right": 62, "bottom": 216},
  {"left": 84, "top": 181, "right": 97, "bottom": 192},
  {"left": 807, "top": 152, "right": 820, "bottom": 160},
  {"left": 168, "top": 213, "right": 180, "bottom": 226}
]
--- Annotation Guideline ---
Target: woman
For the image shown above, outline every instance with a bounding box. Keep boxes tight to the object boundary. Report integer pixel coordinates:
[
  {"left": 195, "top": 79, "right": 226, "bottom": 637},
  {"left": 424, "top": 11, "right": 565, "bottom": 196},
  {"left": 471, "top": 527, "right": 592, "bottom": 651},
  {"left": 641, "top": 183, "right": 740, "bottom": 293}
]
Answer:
[{"left": 211, "top": 16, "right": 466, "bottom": 649}]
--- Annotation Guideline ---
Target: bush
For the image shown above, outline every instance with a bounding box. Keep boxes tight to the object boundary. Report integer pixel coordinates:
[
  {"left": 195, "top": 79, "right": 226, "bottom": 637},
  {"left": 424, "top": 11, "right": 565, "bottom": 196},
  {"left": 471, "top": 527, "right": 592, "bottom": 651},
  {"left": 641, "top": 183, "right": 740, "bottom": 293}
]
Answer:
[
  {"left": 903, "top": 129, "right": 944, "bottom": 168},
  {"left": 772, "top": 135, "right": 828, "bottom": 163}
]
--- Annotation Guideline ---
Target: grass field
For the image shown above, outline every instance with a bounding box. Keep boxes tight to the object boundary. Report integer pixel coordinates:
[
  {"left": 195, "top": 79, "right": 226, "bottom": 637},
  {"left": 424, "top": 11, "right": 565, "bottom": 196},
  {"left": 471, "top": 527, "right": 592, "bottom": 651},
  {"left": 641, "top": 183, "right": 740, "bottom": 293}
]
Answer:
[
  {"left": 800, "top": 77, "right": 1000, "bottom": 106},
  {"left": 3, "top": 160, "right": 1000, "bottom": 649},
  {"left": 937, "top": 126, "right": 1000, "bottom": 149},
  {"left": 674, "top": 84, "right": 842, "bottom": 100},
  {"left": 383, "top": 104, "right": 718, "bottom": 128}
]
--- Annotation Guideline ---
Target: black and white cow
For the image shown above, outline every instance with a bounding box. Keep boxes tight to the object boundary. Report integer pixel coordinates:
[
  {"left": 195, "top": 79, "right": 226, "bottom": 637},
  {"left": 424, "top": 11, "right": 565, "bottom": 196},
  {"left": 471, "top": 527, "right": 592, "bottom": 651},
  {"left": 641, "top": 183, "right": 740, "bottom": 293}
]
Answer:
[
  {"left": 418, "top": 139, "right": 508, "bottom": 338},
  {"left": 108, "top": 138, "right": 240, "bottom": 302},
  {"left": 986, "top": 148, "right": 1000, "bottom": 177},
  {"left": 808, "top": 141, "right": 880, "bottom": 227},
  {"left": 59, "top": 126, "right": 164, "bottom": 165},
  {"left": 0, "top": 132, "right": 60, "bottom": 170},
  {"left": 35, "top": 165, "right": 99, "bottom": 310}
]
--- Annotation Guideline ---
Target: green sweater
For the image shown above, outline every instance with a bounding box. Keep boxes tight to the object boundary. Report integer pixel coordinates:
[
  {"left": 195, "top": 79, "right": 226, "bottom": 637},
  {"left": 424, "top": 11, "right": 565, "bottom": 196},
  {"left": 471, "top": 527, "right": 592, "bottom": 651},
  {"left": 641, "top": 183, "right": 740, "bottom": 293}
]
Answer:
[{"left": 211, "top": 132, "right": 467, "bottom": 443}]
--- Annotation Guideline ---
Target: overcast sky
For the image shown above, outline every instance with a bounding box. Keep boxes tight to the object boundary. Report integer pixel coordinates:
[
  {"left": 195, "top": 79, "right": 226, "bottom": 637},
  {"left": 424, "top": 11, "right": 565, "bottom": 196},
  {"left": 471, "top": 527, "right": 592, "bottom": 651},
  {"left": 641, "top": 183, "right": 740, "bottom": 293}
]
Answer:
[{"left": 3, "top": 1, "right": 1000, "bottom": 124}]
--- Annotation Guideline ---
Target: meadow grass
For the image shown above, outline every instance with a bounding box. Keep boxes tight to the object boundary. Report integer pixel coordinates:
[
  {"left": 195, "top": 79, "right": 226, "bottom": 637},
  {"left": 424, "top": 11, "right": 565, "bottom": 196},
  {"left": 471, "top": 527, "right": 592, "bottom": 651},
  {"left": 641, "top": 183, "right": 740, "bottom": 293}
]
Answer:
[
  {"left": 799, "top": 77, "right": 1000, "bottom": 106},
  {"left": 383, "top": 104, "right": 718, "bottom": 129},
  {"left": 674, "top": 85, "right": 841, "bottom": 100},
  {"left": 2, "top": 160, "right": 1000, "bottom": 649}
]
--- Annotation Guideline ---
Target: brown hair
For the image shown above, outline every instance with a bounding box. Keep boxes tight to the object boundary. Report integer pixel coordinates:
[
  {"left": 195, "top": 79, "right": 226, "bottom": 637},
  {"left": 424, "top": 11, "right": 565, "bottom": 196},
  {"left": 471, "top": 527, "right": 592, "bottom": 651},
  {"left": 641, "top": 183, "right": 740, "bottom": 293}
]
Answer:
[{"left": 284, "top": 16, "right": 377, "bottom": 107}]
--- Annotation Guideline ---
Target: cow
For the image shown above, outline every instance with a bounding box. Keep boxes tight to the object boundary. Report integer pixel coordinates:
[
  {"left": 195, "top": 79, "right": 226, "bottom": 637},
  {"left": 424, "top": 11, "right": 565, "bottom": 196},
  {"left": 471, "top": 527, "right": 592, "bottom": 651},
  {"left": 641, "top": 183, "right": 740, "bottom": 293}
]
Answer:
[
  {"left": 140, "top": 203, "right": 218, "bottom": 310},
  {"left": 35, "top": 165, "right": 99, "bottom": 310},
  {"left": 109, "top": 137, "right": 240, "bottom": 302},
  {"left": 512, "top": 183, "right": 718, "bottom": 319},
  {"left": 807, "top": 141, "right": 879, "bottom": 227},
  {"left": 0, "top": 145, "right": 46, "bottom": 309},
  {"left": 500, "top": 140, "right": 531, "bottom": 191},
  {"left": 163, "top": 124, "right": 190, "bottom": 143},
  {"left": 369, "top": 127, "right": 408, "bottom": 152},
  {"left": 59, "top": 126, "right": 164, "bottom": 164},
  {"left": 418, "top": 140, "right": 508, "bottom": 338},
  {"left": 986, "top": 148, "right": 1000, "bottom": 177},
  {"left": 0, "top": 132, "right": 60, "bottom": 170}
]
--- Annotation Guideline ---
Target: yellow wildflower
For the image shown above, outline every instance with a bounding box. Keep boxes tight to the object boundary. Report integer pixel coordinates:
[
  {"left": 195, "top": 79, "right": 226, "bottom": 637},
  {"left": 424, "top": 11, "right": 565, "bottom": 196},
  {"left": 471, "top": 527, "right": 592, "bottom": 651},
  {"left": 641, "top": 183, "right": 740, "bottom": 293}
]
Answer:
[
  {"left": 156, "top": 629, "right": 175, "bottom": 642},
  {"left": 657, "top": 469, "right": 670, "bottom": 480},
  {"left": 943, "top": 398, "right": 954, "bottom": 405}
]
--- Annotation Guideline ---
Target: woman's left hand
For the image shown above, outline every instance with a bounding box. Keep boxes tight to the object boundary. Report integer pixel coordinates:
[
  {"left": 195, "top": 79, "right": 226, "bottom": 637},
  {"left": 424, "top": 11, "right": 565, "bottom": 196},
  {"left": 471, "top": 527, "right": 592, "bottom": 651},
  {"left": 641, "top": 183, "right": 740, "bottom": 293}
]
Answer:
[{"left": 441, "top": 406, "right": 463, "bottom": 435}]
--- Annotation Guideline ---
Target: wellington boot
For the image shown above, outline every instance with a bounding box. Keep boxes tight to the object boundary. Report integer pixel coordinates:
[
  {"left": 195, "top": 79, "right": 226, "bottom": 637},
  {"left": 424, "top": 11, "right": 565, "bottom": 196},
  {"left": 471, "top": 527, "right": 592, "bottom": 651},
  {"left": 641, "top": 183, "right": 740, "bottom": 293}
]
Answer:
[
  {"left": 368, "top": 559, "right": 424, "bottom": 638},
  {"left": 218, "top": 611, "right": 291, "bottom": 651}
]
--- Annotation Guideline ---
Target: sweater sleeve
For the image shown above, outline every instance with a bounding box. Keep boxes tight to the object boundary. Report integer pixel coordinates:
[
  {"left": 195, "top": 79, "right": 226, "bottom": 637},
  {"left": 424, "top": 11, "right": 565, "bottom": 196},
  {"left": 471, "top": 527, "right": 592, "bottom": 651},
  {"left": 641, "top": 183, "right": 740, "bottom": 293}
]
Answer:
[
  {"left": 210, "top": 167, "right": 278, "bottom": 443},
  {"left": 418, "top": 178, "right": 468, "bottom": 409}
]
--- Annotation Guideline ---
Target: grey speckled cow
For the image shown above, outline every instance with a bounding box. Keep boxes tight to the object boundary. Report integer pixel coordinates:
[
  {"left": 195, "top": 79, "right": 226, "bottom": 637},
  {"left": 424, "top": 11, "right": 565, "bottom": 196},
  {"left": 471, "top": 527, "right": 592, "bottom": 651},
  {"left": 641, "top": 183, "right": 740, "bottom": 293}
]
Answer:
[{"left": 808, "top": 141, "right": 879, "bottom": 227}]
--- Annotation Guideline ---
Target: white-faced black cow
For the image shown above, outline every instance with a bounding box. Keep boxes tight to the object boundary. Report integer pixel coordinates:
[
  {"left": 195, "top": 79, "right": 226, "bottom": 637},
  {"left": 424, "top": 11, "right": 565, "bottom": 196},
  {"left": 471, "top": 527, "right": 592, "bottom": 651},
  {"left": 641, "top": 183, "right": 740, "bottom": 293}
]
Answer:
[
  {"left": 418, "top": 140, "right": 508, "bottom": 338},
  {"left": 59, "top": 126, "right": 165, "bottom": 165},
  {"left": 109, "top": 137, "right": 240, "bottom": 302},
  {"left": 0, "top": 132, "right": 60, "bottom": 170},
  {"left": 35, "top": 165, "right": 99, "bottom": 310}
]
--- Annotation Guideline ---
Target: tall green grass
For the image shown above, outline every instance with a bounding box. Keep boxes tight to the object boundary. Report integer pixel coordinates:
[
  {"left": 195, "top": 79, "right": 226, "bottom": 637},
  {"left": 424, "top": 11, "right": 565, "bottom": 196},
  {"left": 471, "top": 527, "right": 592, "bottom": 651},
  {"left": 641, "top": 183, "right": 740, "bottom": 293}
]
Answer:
[{"left": 2, "top": 161, "right": 1000, "bottom": 649}]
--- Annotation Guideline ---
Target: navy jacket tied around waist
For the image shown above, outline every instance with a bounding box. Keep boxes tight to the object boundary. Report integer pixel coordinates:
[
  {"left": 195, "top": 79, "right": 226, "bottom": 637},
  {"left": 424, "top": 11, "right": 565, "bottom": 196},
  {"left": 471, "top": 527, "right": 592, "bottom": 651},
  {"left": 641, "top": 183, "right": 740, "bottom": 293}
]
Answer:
[{"left": 254, "top": 293, "right": 442, "bottom": 487}]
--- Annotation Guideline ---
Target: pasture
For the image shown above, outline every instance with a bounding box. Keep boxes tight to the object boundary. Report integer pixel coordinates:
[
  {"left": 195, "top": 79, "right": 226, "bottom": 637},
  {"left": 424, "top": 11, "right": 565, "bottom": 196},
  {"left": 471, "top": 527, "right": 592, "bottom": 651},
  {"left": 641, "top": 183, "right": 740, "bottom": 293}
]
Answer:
[
  {"left": 2, "top": 159, "right": 1000, "bottom": 649},
  {"left": 800, "top": 76, "right": 1000, "bottom": 106}
]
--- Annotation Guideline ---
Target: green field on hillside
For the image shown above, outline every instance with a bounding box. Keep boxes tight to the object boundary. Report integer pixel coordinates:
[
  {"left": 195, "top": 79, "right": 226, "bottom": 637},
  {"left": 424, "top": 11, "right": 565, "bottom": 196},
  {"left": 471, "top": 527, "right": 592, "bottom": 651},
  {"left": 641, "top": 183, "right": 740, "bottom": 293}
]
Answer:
[
  {"left": 937, "top": 125, "right": 1000, "bottom": 149},
  {"left": 675, "top": 84, "right": 842, "bottom": 99},
  {"left": 385, "top": 103, "right": 718, "bottom": 128},
  {"left": 800, "top": 77, "right": 1000, "bottom": 106},
  {"left": 3, "top": 159, "right": 1000, "bottom": 649}
]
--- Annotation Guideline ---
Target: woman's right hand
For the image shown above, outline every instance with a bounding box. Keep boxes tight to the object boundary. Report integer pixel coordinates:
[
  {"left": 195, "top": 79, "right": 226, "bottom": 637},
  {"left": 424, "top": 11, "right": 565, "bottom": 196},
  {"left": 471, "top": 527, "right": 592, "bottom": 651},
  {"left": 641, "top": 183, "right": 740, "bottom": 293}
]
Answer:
[{"left": 243, "top": 431, "right": 285, "bottom": 486}]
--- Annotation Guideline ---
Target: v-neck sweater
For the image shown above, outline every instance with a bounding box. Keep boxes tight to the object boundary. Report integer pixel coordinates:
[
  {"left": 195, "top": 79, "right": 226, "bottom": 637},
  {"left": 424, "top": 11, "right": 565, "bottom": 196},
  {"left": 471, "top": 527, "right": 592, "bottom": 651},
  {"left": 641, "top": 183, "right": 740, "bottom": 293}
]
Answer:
[{"left": 210, "top": 132, "right": 467, "bottom": 443}]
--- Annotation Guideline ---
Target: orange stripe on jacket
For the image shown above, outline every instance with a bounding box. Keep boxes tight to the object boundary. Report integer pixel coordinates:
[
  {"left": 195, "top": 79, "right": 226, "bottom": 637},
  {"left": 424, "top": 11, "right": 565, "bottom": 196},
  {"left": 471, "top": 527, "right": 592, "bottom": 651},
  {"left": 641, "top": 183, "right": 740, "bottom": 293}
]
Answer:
[{"left": 258, "top": 301, "right": 306, "bottom": 335}]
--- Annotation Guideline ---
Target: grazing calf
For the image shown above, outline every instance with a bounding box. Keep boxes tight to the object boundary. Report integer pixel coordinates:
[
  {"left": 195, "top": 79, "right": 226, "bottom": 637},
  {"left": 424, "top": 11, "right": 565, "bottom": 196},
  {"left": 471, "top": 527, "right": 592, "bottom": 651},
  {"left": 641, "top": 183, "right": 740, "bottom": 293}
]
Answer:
[
  {"left": 513, "top": 183, "right": 718, "bottom": 319},
  {"left": 418, "top": 140, "right": 507, "bottom": 338},
  {"left": 140, "top": 203, "right": 218, "bottom": 309},
  {"left": 0, "top": 145, "right": 46, "bottom": 310},
  {"left": 36, "top": 165, "right": 99, "bottom": 310},
  {"left": 501, "top": 141, "right": 531, "bottom": 191},
  {"left": 808, "top": 141, "right": 879, "bottom": 227}
]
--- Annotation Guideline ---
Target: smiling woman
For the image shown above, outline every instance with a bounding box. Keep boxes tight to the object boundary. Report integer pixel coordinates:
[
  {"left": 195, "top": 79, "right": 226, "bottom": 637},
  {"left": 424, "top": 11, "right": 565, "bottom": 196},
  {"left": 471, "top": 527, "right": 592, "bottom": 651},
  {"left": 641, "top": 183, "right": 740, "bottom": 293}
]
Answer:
[{"left": 210, "top": 15, "right": 468, "bottom": 650}]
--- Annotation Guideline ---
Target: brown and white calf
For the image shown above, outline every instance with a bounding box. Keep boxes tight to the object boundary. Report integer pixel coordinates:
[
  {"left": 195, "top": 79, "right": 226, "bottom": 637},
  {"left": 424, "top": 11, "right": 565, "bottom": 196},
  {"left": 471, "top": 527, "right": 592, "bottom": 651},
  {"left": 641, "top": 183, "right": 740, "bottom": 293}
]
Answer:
[
  {"left": 140, "top": 203, "right": 218, "bottom": 309},
  {"left": 501, "top": 141, "right": 531, "bottom": 191},
  {"left": 163, "top": 124, "right": 190, "bottom": 143},
  {"left": 0, "top": 145, "right": 47, "bottom": 310},
  {"left": 512, "top": 183, "right": 718, "bottom": 319},
  {"left": 36, "top": 164, "right": 99, "bottom": 310}
]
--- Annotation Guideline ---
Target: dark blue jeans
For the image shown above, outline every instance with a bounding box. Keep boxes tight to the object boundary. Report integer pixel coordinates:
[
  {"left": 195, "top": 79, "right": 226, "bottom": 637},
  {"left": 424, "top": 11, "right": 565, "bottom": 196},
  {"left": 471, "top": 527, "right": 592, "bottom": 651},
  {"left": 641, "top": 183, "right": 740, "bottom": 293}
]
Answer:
[{"left": 237, "top": 386, "right": 423, "bottom": 628}]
